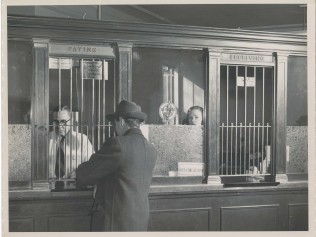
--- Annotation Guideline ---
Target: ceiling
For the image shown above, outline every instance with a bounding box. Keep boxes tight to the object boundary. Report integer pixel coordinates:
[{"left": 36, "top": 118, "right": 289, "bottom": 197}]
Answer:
[
  {"left": 136, "top": 5, "right": 307, "bottom": 30},
  {"left": 7, "top": 4, "right": 307, "bottom": 33}
]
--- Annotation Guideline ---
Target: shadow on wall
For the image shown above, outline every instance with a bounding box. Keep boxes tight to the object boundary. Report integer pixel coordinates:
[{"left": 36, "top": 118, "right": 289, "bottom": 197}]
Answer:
[{"left": 295, "top": 115, "right": 307, "bottom": 126}]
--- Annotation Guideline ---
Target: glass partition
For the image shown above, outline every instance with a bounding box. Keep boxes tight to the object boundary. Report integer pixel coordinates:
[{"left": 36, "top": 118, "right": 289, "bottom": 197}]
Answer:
[{"left": 133, "top": 47, "right": 206, "bottom": 178}]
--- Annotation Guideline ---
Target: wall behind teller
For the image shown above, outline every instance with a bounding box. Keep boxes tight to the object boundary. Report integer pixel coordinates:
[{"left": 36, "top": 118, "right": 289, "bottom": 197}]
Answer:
[
  {"left": 8, "top": 125, "right": 32, "bottom": 183},
  {"left": 146, "top": 125, "right": 204, "bottom": 176},
  {"left": 132, "top": 47, "right": 205, "bottom": 125}
]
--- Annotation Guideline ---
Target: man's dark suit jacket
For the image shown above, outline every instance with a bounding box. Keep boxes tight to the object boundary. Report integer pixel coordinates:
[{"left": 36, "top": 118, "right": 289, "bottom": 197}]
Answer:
[{"left": 77, "top": 128, "right": 157, "bottom": 231}]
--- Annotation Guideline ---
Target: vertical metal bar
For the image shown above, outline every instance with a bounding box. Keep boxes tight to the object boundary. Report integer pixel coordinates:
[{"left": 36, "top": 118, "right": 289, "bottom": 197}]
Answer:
[
  {"left": 226, "top": 66, "right": 229, "bottom": 175},
  {"left": 70, "top": 125, "right": 73, "bottom": 177},
  {"left": 253, "top": 67, "right": 256, "bottom": 172},
  {"left": 86, "top": 124, "right": 89, "bottom": 162},
  {"left": 244, "top": 66, "right": 247, "bottom": 173},
  {"left": 248, "top": 123, "right": 251, "bottom": 174},
  {"left": 262, "top": 68, "right": 265, "bottom": 175},
  {"left": 221, "top": 123, "right": 224, "bottom": 175},
  {"left": 70, "top": 62, "right": 73, "bottom": 111},
  {"left": 81, "top": 59, "right": 84, "bottom": 163},
  {"left": 82, "top": 125, "right": 86, "bottom": 163},
  {"left": 258, "top": 123, "right": 260, "bottom": 174},
  {"left": 108, "top": 122, "right": 111, "bottom": 138},
  {"left": 242, "top": 123, "right": 246, "bottom": 174},
  {"left": 75, "top": 68, "right": 78, "bottom": 173},
  {"left": 92, "top": 73, "right": 95, "bottom": 151},
  {"left": 168, "top": 68, "right": 172, "bottom": 102},
  {"left": 70, "top": 66, "right": 73, "bottom": 177},
  {"left": 266, "top": 123, "right": 270, "bottom": 174},
  {"left": 98, "top": 79, "right": 101, "bottom": 150},
  {"left": 76, "top": 67, "right": 78, "bottom": 123},
  {"left": 226, "top": 66, "right": 229, "bottom": 126},
  {"left": 113, "top": 58, "right": 116, "bottom": 109},
  {"left": 75, "top": 122, "right": 78, "bottom": 170},
  {"left": 51, "top": 124, "right": 56, "bottom": 179},
  {"left": 46, "top": 123, "right": 49, "bottom": 181},
  {"left": 235, "top": 65, "right": 238, "bottom": 175},
  {"left": 236, "top": 66, "right": 239, "bottom": 174},
  {"left": 58, "top": 136, "right": 61, "bottom": 180},
  {"left": 58, "top": 58, "right": 62, "bottom": 179},
  {"left": 240, "top": 123, "right": 242, "bottom": 174},
  {"left": 65, "top": 127, "right": 68, "bottom": 178},
  {"left": 230, "top": 123, "right": 233, "bottom": 175},
  {"left": 272, "top": 66, "right": 276, "bottom": 175},
  {"left": 235, "top": 124, "right": 237, "bottom": 175},
  {"left": 59, "top": 58, "right": 61, "bottom": 110},
  {"left": 225, "top": 124, "right": 228, "bottom": 175},
  {"left": 103, "top": 60, "right": 107, "bottom": 143},
  {"left": 173, "top": 70, "right": 179, "bottom": 124}
]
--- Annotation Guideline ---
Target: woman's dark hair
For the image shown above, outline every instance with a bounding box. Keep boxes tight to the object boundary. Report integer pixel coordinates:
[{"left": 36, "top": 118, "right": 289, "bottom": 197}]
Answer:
[{"left": 183, "top": 106, "right": 204, "bottom": 125}]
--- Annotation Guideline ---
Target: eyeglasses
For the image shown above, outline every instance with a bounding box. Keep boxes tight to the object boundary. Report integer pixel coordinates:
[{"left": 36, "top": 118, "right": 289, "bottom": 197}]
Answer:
[{"left": 53, "top": 118, "right": 71, "bottom": 125}]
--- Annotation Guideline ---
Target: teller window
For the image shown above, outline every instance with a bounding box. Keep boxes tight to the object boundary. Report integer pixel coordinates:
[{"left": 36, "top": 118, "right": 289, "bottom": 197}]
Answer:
[
  {"left": 133, "top": 47, "right": 206, "bottom": 179},
  {"left": 48, "top": 57, "right": 115, "bottom": 182}
]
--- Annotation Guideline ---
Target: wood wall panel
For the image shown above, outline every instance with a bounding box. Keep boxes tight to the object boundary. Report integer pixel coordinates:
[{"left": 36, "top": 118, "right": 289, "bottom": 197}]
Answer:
[
  {"left": 149, "top": 207, "right": 211, "bottom": 231},
  {"left": 288, "top": 203, "right": 308, "bottom": 231},
  {"left": 220, "top": 205, "right": 279, "bottom": 231},
  {"left": 9, "top": 217, "right": 35, "bottom": 232},
  {"left": 9, "top": 187, "right": 308, "bottom": 232},
  {"left": 47, "top": 215, "right": 91, "bottom": 232}
]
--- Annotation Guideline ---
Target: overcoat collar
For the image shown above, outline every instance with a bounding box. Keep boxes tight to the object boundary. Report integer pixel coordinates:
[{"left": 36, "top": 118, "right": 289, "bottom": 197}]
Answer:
[{"left": 123, "top": 128, "right": 143, "bottom": 136}]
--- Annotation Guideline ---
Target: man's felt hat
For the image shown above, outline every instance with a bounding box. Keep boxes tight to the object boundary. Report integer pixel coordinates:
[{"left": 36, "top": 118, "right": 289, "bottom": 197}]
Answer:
[{"left": 106, "top": 100, "right": 147, "bottom": 122}]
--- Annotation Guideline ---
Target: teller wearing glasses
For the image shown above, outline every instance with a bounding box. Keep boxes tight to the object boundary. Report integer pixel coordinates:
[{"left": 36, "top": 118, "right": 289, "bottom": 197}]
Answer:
[{"left": 48, "top": 105, "right": 94, "bottom": 179}]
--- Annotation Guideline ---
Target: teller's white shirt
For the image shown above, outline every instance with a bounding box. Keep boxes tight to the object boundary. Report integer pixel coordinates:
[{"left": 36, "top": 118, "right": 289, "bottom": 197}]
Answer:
[{"left": 48, "top": 130, "right": 94, "bottom": 179}]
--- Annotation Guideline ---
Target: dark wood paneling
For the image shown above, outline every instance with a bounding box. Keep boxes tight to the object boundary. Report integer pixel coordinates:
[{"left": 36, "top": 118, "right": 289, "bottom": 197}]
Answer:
[
  {"left": 9, "top": 217, "right": 35, "bottom": 232},
  {"left": 48, "top": 215, "right": 91, "bottom": 232},
  {"left": 7, "top": 16, "right": 307, "bottom": 55},
  {"left": 9, "top": 198, "right": 93, "bottom": 232},
  {"left": 149, "top": 207, "right": 211, "bottom": 231},
  {"left": 275, "top": 54, "right": 288, "bottom": 176},
  {"left": 32, "top": 39, "right": 49, "bottom": 187},
  {"left": 288, "top": 203, "right": 308, "bottom": 231},
  {"left": 206, "top": 50, "right": 221, "bottom": 183},
  {"left": 9, "top": 186, "right": 308, "bottom": 232},
  {"left": 221, "top": 205, "right": 279, "bottom": 231}
]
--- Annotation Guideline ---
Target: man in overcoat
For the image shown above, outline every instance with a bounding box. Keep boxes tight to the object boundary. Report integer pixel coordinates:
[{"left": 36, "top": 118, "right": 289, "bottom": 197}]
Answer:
[{"left": 77, "top": 100, "right": 157, "bottom": 231}]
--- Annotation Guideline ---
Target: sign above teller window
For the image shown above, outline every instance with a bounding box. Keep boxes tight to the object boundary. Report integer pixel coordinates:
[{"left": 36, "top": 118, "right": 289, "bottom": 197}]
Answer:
[
  {"left": 49, "top": 44, "right": 115, "bottom": 58},
  {"left": 221, "top": 53, "right": 274, "bottom": 65}
]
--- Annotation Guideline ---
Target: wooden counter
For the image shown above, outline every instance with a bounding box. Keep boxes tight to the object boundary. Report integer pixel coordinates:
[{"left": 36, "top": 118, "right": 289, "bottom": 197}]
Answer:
[{"left": 9, "top": 181, "right": 308, "bottom": 231}]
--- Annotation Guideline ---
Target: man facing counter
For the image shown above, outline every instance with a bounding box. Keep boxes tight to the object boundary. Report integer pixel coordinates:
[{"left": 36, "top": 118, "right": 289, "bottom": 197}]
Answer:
[{"left": 77, "top": 100, "right": 157, "bottom": 231}]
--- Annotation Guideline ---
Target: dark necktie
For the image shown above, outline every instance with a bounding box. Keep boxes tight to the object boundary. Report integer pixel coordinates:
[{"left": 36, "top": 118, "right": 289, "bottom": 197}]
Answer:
[{"left": 55, "top": 136, "right": 65, "bottom": 178}]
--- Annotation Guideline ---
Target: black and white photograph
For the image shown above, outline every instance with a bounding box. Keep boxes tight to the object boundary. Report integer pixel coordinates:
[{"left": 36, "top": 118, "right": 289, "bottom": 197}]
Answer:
[{"left": 1, "top": 0, "right": 315, "bottom": 236}]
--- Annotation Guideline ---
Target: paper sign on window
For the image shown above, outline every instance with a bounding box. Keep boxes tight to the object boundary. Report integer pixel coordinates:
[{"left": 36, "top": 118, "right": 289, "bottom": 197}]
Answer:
[
  {"left": 178, "top": 162, "right": 204, "bottom": 176},
  {"left": 49, "top": 58, "right": 73, "bottom": 69},
  {"left": 237, "top": 76, "right": 255, "bottom": 87},
  {"left": 83, "top": 61, "right": 103, "bottom": 80}
]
